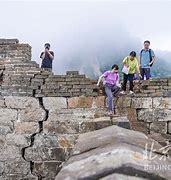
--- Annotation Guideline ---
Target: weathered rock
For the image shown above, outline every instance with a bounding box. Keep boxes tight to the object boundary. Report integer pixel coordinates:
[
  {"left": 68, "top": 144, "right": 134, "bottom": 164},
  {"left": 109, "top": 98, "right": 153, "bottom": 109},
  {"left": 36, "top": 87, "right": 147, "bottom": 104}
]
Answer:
[
  {"left": 0, "top": 145, "right": 21, "bottom": 161},
  {"left": 56, "top": 126, "right": 171, "bottom": 180},
  {"left": 131, "top": 97, "right": 153, "bottom": 109},
  {"left": 0, "top": 125, "right": 13, "bottom": 135},
  {"left": 0, "top": 162, "right": 4, "bottom": 175},
  {"left": 153, "top": 97, "right": 171, "bottom": 109},
  {"left": 5, "top": 96, "right": 40, "bottom": 109},
  {"left": 4, "top": 159, "right": 30, "bottom": 175},
  {"left": 0, "top": 108, "right": 17, "bottom": 127},
  {"left": 18, "top": 107, "right": 46, "bottom": 122},
  {"left": 150, "top": 121, "right": 167, "bottom": 134},
  {"left": 24, "top": 134, "right": 73, "bottom": 162},
  {"left": 6, "top": 134, "right": 30, "bottom": 146},
  {"left": 14, "top": 121, "right": 39, "bottom": 134},
  {"left": 68, "top": 96, "right": 93, "bottom": 108},
  {"left": 100, "top": 173, "right": 148, "bottom": 180},
  {"left": 168, "top": 121, "right": 171, "bottom": 134},
  {"left": 33, "top": 161, "right": 61, "bottom": 179},
  {"left": 43, "top": 97, "right": 67, "bottom": 110}
]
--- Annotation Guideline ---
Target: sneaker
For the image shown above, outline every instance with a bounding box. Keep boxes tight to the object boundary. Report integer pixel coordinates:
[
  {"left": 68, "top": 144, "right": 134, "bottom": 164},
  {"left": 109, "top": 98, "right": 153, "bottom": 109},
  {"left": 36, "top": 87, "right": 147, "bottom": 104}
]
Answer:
[
  {"left": 129, "top": 90, "right": 134, "bottom": 95},
  {"left": 106, "top": 111, "right": 113, "bottom": 116},
  {"left": 120, "top": 91, "right": 126, "bottom": 95}
]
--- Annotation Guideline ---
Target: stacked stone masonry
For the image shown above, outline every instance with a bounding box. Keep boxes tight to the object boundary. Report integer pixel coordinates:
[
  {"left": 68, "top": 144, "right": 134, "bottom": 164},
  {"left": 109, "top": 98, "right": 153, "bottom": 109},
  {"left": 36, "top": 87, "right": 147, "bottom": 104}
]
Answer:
[{"left": 0, "top": 39, "right": 171, "bottom": 179}]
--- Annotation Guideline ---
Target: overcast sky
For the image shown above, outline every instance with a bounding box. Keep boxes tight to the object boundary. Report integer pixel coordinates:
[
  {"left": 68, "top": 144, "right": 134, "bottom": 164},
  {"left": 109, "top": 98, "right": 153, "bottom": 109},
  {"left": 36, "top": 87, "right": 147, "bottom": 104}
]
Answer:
[{"left": 0, "top": 0, "right": 170, "bottom": 74}]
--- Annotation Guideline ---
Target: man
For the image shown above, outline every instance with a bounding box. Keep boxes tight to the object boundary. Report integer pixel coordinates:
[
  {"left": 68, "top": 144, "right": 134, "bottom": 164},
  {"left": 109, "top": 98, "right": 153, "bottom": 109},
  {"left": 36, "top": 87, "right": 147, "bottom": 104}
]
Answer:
[
  {"left": 40, "top": 43, "right": 54, "bottom": 72},
  {"left": 140, "top": 40, "right": 156, "bottom": 80}
]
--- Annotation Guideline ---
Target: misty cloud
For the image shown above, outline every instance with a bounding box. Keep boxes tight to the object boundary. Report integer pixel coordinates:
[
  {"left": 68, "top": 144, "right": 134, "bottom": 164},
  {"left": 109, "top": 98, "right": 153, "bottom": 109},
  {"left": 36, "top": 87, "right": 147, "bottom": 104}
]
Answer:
[{"left": 0, "top": 1, "right": 171, "bottom": 78}]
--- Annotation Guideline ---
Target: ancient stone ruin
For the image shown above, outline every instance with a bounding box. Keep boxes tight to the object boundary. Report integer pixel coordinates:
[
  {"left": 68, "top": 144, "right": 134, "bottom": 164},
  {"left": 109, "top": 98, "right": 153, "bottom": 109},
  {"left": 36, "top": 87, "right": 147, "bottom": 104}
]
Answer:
[{"left": 0, "top": 39, "right": 171, "bottom": 180}]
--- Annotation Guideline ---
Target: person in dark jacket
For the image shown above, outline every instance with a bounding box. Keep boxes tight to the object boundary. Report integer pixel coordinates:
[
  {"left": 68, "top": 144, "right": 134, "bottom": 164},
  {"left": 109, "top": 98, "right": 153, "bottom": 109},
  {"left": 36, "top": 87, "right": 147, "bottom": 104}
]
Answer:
[{"left": 40, "top": 43, "right": 54, "bottom": 72}]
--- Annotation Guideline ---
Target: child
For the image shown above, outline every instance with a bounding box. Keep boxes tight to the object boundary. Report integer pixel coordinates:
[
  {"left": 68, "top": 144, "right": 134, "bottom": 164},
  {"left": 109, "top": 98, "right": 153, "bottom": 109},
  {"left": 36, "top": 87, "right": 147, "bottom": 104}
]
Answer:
[{"left": 97, "top": 64, "right": 120, "bottom": 115}]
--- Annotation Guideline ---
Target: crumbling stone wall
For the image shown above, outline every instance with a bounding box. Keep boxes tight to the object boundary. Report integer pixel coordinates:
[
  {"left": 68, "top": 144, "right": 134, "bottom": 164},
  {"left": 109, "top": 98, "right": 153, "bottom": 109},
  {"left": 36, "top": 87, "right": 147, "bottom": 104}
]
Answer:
[
  {"left": 0, "top": 39, "right": 99, "bottom": 97},
  {"left": 0, "top": 39, "right": 171, "bottom": 179},
  {"left": 0, "top": 95, "right": 110, "bottom": 179},
  {"left": 116, "top": 79, "right": 171, "bottom": 144}
]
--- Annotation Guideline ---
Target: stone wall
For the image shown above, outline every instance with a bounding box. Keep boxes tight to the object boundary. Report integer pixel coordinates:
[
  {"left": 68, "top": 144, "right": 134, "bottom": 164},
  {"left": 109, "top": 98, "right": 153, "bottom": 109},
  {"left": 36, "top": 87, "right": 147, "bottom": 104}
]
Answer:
[
  {"left": 115, "top": 77, "right": 171, "bottom": 144},
  {"left": 56, "top": 125, "right": 171, "bottom": 180},
  {"left": 0, "top": 39, "right": 99, "bottom": 97},
  {"left": 0, "top": 39, "right": 171, "bottom": 179},
  {"left": 0, "top": 95, "right": 113, "bottom": 179}
]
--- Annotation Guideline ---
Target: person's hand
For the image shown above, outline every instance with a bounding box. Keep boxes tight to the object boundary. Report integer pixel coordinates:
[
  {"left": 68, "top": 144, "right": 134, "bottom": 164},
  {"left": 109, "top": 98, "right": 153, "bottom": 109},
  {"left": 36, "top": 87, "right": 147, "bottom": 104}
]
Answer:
[
  {"left": 139, "top": 73, "right": 142, "bottom": 79},
  {"left": 45, "top": 49, "right": 48, "bottom": 53},
  {"left": 96, "top": 83, "right": 100, "bottom": 86},
  {"left": 148, "top": 62, "right": 153, "bottom": 66}
]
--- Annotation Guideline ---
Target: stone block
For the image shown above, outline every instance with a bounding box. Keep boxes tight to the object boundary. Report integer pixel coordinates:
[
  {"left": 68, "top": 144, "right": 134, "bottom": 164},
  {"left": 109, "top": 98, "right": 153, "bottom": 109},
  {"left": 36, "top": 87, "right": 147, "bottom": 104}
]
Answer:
[
  {"left": 5, "top": 96, "right": 40, "bottom": 109},
  {"left": 25, "top": 146, "right": 70, "bottom": 162},
  {"left": 0, "top": 126, "right": 13, "bottom": 135},
  {"left": 0, "top": 98, "right": 5, "bottom": 107},
  {"left": 33, "top": 161, "right": 62, "bottom": 179},
  {"left": 0, "top": 145, "right": 21, "bottom": 161},
  {"left": 131, "top": 97, "right": 153, "bottom": 109},
  {"left": 92, "top": 96, "right": 106, "bottom": 108},
  {"left": 44, "top": 120, "right": 80, "bottom": 134},
  {"left": 0, "top": 108, "right": 17, "bottom": 127},
  {"left": 116, "top": 96, "right": 131, "bottom": 108},
  {"left": 137, "top": 109, "right": 167, "bottom": 122},
  {"left": 18, "top": 107, "right": 46, "bottom": 122},
  {"left": 43, "top": 97, "right": 67, "bottom": 110},
  {"left": 4, "top": 159, "right": 30, "bottom": 175},
  {"left": 68, "top": 96, "right": 93, "bottom": 108},
  {"left": 14, "top": 122, "right": 39, "bottom": 134},
  {"left": 6, "top": 134, "right": 30, "bottom": 146},
  {"left": 168, "top": 121, "right": 171, "bottom": 134},
  {"left": 150, "top": 121, "right": 167, "bottom": 134},
  {"left": 0, "top": 162, "right": 4, "bottom": 175},
  {"left": 153, "top": 97, "right": 171, "bottom": 109}
]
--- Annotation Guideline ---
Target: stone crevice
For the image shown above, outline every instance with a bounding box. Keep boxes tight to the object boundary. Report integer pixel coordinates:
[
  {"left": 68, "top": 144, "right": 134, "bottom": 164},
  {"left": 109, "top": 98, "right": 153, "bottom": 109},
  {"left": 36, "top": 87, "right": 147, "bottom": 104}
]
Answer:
[{"left": 21, "top": 97, "right": 49, "bottom": 180}]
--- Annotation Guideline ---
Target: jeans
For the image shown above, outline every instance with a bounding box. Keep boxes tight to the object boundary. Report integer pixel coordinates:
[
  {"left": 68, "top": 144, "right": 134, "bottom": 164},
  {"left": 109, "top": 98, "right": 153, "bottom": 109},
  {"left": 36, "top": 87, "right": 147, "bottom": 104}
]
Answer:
[
  {"left": 141, "top": 68, "right": 151, "bottom": 80},
  {"left": 122, "top": 73, "right": 134, "bottom": 91},
  {"left": 105, "top": 84, "right": 121, "bottom": 112}
]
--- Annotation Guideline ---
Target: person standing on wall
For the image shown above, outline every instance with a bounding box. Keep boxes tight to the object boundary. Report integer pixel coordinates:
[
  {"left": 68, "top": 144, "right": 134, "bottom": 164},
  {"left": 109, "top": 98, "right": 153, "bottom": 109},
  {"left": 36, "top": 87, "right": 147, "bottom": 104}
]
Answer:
[
  {"left": 40, "top": 43, "right": 54, "bottom": 72},
  {"left": 120, "top": 51, "right": 142, "bottom": 95},
  {"left": 97, "top": 64, "right": 121, "bottom": 116},
  {"left": 140, "top": 40, "right": 156, "bottom": 80}
]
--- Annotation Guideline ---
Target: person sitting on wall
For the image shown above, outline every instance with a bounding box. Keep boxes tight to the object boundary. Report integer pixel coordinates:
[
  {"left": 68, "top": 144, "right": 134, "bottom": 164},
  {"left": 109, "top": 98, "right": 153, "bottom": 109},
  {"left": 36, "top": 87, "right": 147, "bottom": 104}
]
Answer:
[
  {"left": 40, "top": 43, "right": 54, "bottom": 72},
  {"left": 120, "top": 51, "right": 142, "bottom": 95},
  {"left": 97, "top": 64, "right": 121, "bottom": 116}
]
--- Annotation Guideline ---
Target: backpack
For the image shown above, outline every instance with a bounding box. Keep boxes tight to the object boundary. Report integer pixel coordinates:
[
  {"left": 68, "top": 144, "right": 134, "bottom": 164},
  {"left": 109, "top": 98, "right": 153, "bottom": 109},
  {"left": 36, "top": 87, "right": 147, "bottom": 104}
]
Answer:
[{"left": 140, "top": 49, "right": 153, "bottom": 67}]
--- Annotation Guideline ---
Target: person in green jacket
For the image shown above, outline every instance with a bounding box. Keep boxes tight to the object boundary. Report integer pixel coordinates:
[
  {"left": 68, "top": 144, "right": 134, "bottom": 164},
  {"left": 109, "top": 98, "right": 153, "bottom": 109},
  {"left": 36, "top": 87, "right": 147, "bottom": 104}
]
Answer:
[{"left": 120, "top": 51, "right": 142, "bottom": 95}]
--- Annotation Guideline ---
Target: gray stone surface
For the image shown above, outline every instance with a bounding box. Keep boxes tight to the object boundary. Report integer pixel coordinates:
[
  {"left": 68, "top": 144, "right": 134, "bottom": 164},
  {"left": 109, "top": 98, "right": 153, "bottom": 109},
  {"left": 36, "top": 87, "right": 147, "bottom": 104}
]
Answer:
[
  {"left": 5, "top": 96, "right": 40, "bottom": 109},
  {"left": 56, "top": 126, "right": 171, "bottom": 180},
  {"left": 43, "top": 97, "right": 67, "bottom": 110}
]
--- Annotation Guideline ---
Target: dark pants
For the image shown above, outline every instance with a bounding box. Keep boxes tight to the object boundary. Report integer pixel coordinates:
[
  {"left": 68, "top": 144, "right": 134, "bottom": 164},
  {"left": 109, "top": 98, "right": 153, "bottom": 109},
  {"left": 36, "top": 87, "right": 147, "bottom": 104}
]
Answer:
[
  {"left": 141, "top": 68, "right": 151, "bottom": 80},
  {"left": 122, "top": 73, "right": 134, "bottom": 91},
  {"left": 105, "top": 84, "right": 121, "bottom": 112}
]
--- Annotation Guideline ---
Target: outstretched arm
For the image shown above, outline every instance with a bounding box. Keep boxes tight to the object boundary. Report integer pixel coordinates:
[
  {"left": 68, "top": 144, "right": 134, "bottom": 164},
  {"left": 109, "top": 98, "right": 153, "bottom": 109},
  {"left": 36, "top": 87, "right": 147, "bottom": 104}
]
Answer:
[{"left": 97, "top": 74, "right": 104, "bottom": 86}]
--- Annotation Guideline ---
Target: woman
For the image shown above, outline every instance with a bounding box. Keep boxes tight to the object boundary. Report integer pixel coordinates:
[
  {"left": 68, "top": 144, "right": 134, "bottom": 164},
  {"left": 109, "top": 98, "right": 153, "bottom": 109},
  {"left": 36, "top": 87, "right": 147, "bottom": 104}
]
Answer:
[
  {"left": 97, "top": 64, "right": 120, "bottom": 115},
  {"left": 120, "top": 51, "right": 141, "bottom": 95}
]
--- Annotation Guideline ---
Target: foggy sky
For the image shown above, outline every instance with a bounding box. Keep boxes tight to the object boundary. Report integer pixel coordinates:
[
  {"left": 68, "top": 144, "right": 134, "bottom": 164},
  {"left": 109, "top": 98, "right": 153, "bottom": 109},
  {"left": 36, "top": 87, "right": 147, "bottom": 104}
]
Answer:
[{"left": 0, "top": 0, "right": 171, "bottom": 75}]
